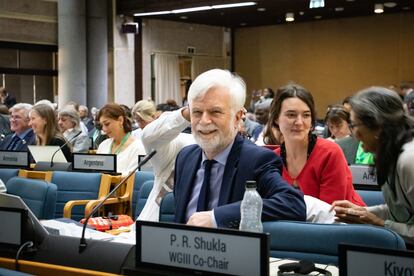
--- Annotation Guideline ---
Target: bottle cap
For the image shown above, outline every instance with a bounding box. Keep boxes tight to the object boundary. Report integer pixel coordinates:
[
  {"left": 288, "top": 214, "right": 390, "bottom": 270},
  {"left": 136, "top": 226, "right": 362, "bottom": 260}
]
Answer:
[{"left": 245, "top": 180, "right": 257, "bottom": 188}]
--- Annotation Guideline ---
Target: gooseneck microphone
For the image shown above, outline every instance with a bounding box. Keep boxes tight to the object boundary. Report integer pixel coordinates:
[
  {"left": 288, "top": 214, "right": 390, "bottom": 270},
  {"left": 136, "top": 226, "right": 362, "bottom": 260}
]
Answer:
[
  {"left": 50, "top": 131, "right": 82, "bottom": 167},
  {"left": 79, "top": 149, "right": 157, "bottom": 253}
]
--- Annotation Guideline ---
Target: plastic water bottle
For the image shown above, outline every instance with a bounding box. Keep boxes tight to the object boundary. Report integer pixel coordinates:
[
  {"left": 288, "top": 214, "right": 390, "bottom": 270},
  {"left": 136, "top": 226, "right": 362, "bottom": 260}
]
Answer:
[{"left": 239, "top": 180, "right": 263, "bottom": 232}]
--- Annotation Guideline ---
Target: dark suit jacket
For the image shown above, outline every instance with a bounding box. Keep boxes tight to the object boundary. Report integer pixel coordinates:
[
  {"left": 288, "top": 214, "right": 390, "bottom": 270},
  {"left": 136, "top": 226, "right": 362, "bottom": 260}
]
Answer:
[
  {"left": 0, "top": 129, "right": 36, "bottom": 151},
  {"left": 174, "top": 134, "right": 306, "bottom": 228}
]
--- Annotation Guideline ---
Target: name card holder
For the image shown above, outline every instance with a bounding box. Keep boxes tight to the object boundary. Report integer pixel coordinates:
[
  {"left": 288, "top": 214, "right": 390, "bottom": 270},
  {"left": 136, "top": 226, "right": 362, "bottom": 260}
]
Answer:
[
  {"left": 349, "top": 165, "right": 379, "bottom": 190},
  {"left": 138, "top": 155, "right": 153, "bottom": 171},
  {"left": 0, "top": 207, "right": 28, "bottom": 248},
  {"left": 0, "top": 150, "right": 29, "bottom": 168},
  {"left": 133, "top": 221, "right": 269, "bottom": 276},
  {"left": 339, "top": 244, "right": 414, "bottom": 276},
  {"left": 72, "top": 153, "right": 117, "bottom": 174}
]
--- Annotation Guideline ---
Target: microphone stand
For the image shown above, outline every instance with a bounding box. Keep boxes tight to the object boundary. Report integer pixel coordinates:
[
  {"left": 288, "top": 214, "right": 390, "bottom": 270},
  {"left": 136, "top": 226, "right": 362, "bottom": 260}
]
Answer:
[
  {"left": 50, "top": 131, "right": 82, "bottom": 167},
  {"left": 79, "top": 149, "right": 157, "bottom": 253}
]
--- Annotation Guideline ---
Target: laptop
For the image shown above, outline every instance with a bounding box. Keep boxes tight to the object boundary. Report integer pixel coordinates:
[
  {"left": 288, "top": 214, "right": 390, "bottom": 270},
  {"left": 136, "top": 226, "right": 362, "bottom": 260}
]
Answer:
[{"left": 28, "top": 145, "right": 67, "bottom": 163}]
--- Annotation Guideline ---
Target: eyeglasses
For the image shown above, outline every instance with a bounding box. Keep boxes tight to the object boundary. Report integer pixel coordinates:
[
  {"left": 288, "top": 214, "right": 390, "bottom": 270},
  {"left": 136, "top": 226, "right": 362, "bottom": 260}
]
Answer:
[{"left": 348, "top": 122, "right": 363, "bottom": 129}]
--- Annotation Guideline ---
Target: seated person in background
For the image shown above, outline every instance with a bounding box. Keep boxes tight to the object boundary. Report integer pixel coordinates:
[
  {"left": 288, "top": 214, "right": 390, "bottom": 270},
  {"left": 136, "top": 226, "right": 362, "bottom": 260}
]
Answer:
[
  {"left": 29, "top": 104, "right": 72, "bottom": 162},
  {"left": 58, "top": 107, "right": 90, "bottom": 153},
  {"left": 138, "top": 105, "right": 195, "bottom": 221},
  {"left": 79, "top": 105, "right": 94, "bottom": 132},
  {"left": 264, "top": 84, "right": 365, "bottom": 206},
  {"left": 97, "top": 103, "right": 145, "bottom": 175},
  {"left": 325, "top": 104, "right": 374, "bottom": 165},
  {"left": 324, "top": 104, "right": 351, "bottom": 141},
  {"left": 332, "top": 87, "right": 414, "bottom": 248},
  {"left": 174, "top": 69, "right": 306, "bottom": 228},
  {"left": 0, "top": 103, "right": 36, "bottom": 151},
  {"left": 131, "top": 99, "right": 156, "bottom": 138},
  {"left": 88, "top": 115, "right": 107, "bottom": 149},
  {"left": 0, "top": 104, "right": 11, "bottom": 137}
]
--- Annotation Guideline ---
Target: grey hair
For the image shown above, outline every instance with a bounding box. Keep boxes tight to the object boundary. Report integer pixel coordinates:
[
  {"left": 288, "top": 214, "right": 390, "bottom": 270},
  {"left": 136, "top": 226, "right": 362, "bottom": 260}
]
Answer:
[
  {"left": 58, "top": 107, "right": 81, "bottom": 129},
  {"left": 350, "top": 86, "right": 414, "bottom": 186},
  {"left": 187, "top": 69, "right": 246, "bottom": 113},
  {"left": 79, "top": 105, "right": 88, "bottom": 113},
  {"left": 10, "top": 103, "right": 33, "bottom": 118},
  {"left": 350, "top": 86, "right": 405, "bottom": 130}
]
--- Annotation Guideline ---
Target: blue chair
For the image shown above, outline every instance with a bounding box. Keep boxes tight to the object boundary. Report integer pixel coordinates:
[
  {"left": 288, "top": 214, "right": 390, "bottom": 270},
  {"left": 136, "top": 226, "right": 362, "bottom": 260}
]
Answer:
[
  {"left": 131, "top": 171, "right": 154, "bottom": 218},
  {"left": 159, "top": 192, "right": 175, "bottom": 222},
  {"left": 263, "top": 221, "right": 406, "bottom": 265},
  {"left": 134, "top": 180, "right": 154, "bottom": 218},
  {"left": 5, "top": 177, "right": 57, "bottom": 219},
  {"left": 0, "top": 268, "right": 32, "bottom": 275},
  {"left": 357, "top": 190, "right": 385, "bottom": 206},
  {"left": 50, "top": 171, "right": 110, "bottom": 221},
  {"left": 0, "top": 168, "right": 19, "bottom": 183}
]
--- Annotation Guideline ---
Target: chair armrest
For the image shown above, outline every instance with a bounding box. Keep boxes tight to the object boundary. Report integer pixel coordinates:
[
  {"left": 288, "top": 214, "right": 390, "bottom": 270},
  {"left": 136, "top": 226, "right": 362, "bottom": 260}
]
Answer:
[
  {"left": 84, "top": 195, "right": 131, "bottom": 217},
  {"left": 63, "top": 199, "right": 96, "bottom": 218}
]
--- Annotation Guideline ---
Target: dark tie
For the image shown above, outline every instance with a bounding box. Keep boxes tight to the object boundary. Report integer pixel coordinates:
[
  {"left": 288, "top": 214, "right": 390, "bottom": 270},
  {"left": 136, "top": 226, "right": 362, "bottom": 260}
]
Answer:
[
  {"left": 7, "top": 136, "right": 20, "bottom": 150},
  {"left": 197, "top": 159, "right": 216, "bottom": 212}
]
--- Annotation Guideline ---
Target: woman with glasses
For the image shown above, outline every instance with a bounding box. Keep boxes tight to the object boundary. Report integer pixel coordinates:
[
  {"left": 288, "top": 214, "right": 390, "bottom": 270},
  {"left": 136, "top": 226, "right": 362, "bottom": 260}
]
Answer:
[
  {"left": 332, "top": 87, "right": 414, "bottom": 247},
  {"left": 264, "top": 84, "right": 365, "bottom": 205}
]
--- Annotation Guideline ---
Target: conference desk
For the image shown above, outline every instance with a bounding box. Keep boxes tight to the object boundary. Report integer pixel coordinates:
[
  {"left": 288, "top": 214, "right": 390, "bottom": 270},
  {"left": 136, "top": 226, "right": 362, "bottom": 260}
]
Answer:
[{"left": 0, "top": 256, "right": 338, "bottom": 276}]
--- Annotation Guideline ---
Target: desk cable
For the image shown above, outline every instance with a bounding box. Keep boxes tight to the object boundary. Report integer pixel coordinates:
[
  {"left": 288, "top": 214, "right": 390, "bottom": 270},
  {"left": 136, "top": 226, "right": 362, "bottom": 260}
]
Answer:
[{"left": 15, "top": 241, "right": 34, "bottom": 271}]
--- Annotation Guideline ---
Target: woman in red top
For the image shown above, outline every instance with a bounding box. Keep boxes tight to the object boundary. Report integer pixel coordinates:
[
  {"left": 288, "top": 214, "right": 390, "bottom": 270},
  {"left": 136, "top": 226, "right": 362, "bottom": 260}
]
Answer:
[{"left": 264, "top": 84, "right": 365, "bottom": 206}]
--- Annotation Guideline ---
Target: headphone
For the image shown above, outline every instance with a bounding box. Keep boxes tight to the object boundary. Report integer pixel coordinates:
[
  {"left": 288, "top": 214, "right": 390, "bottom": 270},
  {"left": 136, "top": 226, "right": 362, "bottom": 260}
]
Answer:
[{"left": 277, "top": 260, "right": 332, "bottom": 276}]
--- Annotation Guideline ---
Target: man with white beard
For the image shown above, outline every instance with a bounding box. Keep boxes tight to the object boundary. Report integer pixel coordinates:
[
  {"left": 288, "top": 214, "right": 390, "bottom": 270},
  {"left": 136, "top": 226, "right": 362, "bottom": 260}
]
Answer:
[{"left": 173, "top": 69, "right": 306, "bottom": 228}]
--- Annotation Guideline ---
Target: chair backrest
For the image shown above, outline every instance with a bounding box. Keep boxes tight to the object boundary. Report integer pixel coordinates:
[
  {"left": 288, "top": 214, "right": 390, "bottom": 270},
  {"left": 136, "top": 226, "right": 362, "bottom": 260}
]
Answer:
[
  {"left": 263, "top": 221, "right": 406, "bottom": 265},
  {"left": 5, "top": 176, "right": 57, "bottom": 219},
  {"left": 0, "top": 168, "right": 19, "bottom": 183},
  {"left": 357, "top": 190, "right": 384, "bottom": 206},
  {"left": 51, "top": 171, "right": 105, "bottom": 221},
  {"left": 159, "top": 192, "right": 175, "bottom": 222},
  {"left": 132, "top": 171, "right": 154, "bottom": 218},
  {"left": 134, "top": 180, "right": 154, "bottom": 219}
]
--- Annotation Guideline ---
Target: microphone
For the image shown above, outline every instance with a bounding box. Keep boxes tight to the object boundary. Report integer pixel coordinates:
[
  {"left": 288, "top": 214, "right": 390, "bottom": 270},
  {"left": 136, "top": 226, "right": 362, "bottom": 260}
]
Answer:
[
  {"left": 50, "top": 131, "right": 82, "bottom": 167},
  {"left": 79, "top": 149, "right": 157, "bottom": 252}
]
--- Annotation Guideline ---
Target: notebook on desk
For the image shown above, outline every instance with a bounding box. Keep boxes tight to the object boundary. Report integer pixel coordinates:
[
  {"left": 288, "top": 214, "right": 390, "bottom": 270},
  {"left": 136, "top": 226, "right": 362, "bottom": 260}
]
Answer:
[{"left": 28, "top": 145, "right": 67, "bottom": 163}]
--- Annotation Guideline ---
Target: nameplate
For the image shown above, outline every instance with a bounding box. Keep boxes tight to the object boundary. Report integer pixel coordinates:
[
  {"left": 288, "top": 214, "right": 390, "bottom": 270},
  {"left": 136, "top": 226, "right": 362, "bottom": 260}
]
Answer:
[
  {"left": 339, "top": 244, "right": 414, "bottom": 276},
  {"left": 0, "top": 150, "right": 29, "bottom": 168},
  {"left": 72, "top": 153, "right": 117, "bottom": 173},
  {"left": 138, "top": 154, "right": 153, "bottom": 171},
  {"left": 349, "top": 165, "right": 377, "bottom": 186},
  {"left": 136, "top": 221, "right": 269, "bottom": 276},
  {"left": 0, "top": 207, "right": 27, "bottom": 247}
]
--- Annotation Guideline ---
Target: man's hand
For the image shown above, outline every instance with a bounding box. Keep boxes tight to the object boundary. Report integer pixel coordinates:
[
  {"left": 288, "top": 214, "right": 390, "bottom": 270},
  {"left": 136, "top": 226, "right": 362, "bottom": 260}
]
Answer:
[
  {"left": 187, "top": 211, "right": 213, "bottom": 228},
  {"left": 181, "top": 107, "right": 191, "bottom": 122}
]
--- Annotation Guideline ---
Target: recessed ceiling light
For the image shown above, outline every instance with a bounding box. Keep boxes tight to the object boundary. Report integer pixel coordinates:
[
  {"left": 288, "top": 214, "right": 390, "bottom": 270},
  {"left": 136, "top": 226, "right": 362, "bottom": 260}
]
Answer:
[
  {"left": 285, "top": 12, "right": 295, "bottom": 22},
  {"left": 335, "top": 7, "right": 344, "bottom": 12},
  {"left": 180, "top": 16, "right": 188, "bottom": 19},
  {"left": 374, "top": 3, "right": 384, "bottom": 13},
  {"left": 299, "top": 11, "right": 305, "bottom": 15},
  {"left": 346, "top": 0, "right": 355, "bottom": 2},
  {"left": 402, "top": 6, "right": 411, "bottom": 10},
  {"left": 384, "top": 2, "right": 397, "bottom": 8},
  {"left": 314, "top": 15, "right": 322, "bottom": 19},
  {"left": 257, "top": 7, "right": 266, "bottom": 12},
  {"left": 240, "top": 22, "right": 247, "bottom": 26}
]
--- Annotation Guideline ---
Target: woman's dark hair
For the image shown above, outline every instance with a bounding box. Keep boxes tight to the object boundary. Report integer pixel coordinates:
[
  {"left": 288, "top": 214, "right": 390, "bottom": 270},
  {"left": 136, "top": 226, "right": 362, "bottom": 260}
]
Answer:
[
  {"left": 350, "top": 87, "right": 414, "bottom": 186},
  {"left": 97, "top": 103, "right": 132, "bottom": 133},
  {"left": 325, "top": 104, "right": 350, "bottom": 124},
  {"left": 263, "top": 83, "right": 316, "bottom": 144}
]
